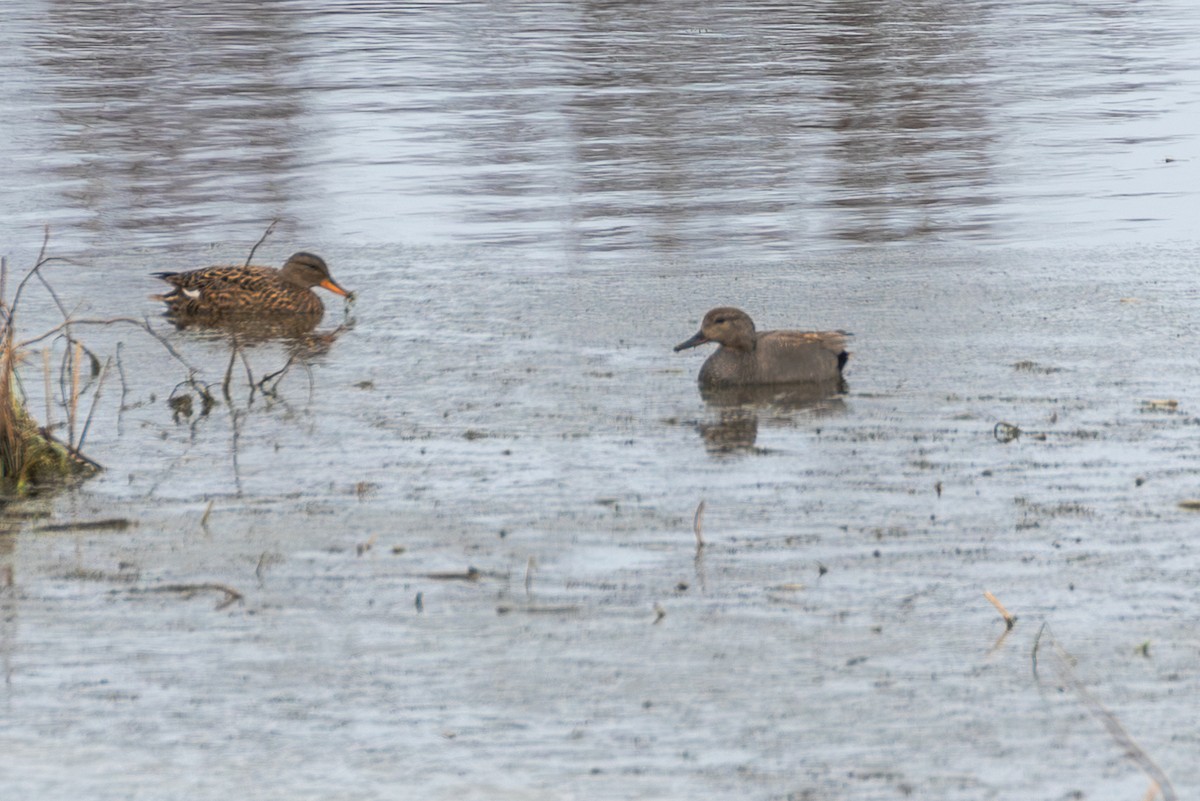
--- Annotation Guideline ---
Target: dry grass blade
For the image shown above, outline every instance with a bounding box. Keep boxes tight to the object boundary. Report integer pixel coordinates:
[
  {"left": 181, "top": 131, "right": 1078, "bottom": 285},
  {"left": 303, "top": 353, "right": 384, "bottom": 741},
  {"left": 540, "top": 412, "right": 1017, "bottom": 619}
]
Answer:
[
  {"left": 0, "top": 332, "right": 24, "bottom": 482},
  {"left": 693, "top": 499, "right": 706, "bottom": 548}
]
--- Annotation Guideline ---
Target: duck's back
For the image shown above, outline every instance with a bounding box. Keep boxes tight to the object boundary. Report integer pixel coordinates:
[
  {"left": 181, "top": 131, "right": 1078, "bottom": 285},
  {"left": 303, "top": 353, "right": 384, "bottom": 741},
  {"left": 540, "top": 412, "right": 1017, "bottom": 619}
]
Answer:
[
  {"left": 699, "top": 329, "right": 848, "bottom": 386},
  {"left": 155, "top": 265, "right": 322, "bottom": 317}
]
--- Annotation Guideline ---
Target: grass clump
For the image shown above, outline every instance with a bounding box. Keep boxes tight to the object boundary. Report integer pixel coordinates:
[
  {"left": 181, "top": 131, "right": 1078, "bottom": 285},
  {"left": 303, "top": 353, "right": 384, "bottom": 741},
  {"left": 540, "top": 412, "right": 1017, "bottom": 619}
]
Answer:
[{"left": 0, "top": 237, "right": 102, "bottom": 495}]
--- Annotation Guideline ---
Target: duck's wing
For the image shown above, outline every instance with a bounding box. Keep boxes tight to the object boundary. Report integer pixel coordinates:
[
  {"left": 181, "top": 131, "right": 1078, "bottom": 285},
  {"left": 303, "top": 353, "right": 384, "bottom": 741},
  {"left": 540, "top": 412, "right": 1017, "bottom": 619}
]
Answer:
[
  {"left": 764, "top": 329, "right": 851, "bottom": 355},
  {"left": 154, "top": 265, "right": 277, "bottom": 292},
  {"left": 152, "top": 265, "right": 282, "bottom": 314}
]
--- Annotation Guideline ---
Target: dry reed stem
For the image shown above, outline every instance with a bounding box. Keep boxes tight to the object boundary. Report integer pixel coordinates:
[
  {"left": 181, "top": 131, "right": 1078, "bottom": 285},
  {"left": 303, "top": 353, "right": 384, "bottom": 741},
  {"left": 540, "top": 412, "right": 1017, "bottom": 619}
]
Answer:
[
  {"left": 0, "top": 333, "right": 22, "bottom": 481},
  {"left": 693, "top": 499, "right": 706, "bottom": 548},
  {"left": 983, "top": 590, "right": 1016, "bottom": 629}
]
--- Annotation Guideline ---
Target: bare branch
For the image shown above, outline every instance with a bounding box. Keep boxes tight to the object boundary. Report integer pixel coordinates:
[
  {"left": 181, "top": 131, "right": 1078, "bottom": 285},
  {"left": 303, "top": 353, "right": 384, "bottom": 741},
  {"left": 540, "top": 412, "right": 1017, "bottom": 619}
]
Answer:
[{"left": 243, "top": 219, "right": 280, "bottom": 267}]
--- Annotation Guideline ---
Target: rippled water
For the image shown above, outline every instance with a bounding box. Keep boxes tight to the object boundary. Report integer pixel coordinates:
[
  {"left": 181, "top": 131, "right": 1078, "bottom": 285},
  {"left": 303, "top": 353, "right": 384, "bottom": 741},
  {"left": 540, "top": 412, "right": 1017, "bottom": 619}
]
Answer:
[
  {"left": 2, "top": 0, "right": 1199, "bottom": 259},
  {"left": 2, "top": 2, "right": 1200, "bottom": 799}
]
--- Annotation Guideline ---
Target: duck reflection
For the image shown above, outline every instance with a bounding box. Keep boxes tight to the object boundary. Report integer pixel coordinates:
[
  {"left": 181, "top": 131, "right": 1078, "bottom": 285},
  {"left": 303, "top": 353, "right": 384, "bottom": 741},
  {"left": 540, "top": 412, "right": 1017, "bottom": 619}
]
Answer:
[{"left": 696, "top": 380, "right": 847, "bottom": 454}]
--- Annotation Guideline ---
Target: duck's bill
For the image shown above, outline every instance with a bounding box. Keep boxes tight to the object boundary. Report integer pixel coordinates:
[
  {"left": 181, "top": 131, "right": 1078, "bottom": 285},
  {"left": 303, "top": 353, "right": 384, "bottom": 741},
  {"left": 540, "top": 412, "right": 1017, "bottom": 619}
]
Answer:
[
  {"left": 674, "top": 331, "right": 709, "bottom": 352},
  {"left": 320, "top": 278, "right": 351, "bottom": 297}
]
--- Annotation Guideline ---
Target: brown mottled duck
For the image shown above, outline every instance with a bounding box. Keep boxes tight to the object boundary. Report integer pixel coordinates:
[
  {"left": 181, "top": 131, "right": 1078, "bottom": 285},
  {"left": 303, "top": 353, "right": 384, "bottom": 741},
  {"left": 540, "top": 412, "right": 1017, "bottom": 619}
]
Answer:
[
  {"left": 152, "top": 252, "right": 350, "bottom": 321},
  {"left": 674, "top": 307, "right": 849, "bottom": 387}
]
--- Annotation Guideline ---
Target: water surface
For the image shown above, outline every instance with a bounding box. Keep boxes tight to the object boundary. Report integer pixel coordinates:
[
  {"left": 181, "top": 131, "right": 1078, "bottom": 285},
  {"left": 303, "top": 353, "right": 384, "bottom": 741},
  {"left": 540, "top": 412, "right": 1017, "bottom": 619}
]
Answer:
[{"left": 2, "top": 2, "right": 1200, "bottom": 799}]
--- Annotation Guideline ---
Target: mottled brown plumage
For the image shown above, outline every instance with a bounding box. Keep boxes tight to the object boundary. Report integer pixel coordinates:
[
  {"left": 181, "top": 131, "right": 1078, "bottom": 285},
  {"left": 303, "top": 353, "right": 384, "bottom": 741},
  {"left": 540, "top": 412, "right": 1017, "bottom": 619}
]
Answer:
[
  {"left": 675, "top": 307, "right": 849, "bottom": 386},
  {"left": 152, "top": 252, "right": 350, "bottom": 320}
]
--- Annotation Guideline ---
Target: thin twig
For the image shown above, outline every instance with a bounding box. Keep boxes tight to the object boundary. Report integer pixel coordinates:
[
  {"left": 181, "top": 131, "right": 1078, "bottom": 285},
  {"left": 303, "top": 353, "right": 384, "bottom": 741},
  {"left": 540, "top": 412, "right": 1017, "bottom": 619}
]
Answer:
[
  {"left": 76, "top": 356, "right": 112, "bottom": 453},
  {"left": 238, "top": 348, "right": 256, "bottom": 402},
  {"left": 1033, "top": 624, "right": 1177, "bottom": 800},
  {"left": 19, "top": 316, "right": 200, "bottom": 376},
  {"left": 42, "top": 347, "right": 52, "bottom": 434},
  {"left": 243, "top": 219, "right": 279, "bottom": 267},
  {"left": 37, "top": 427, "right": 103, "bottom": 471},
  {"left": 222, "top": 344, "right": 238, "bottom": 401},
  {"left": 68, "top": 340, "right": 81, "bottom": 448},
  {"left": 230, "top": 408, "right": 244, "bottom": 496},
  {"left": 258, "top": 354, "right": 297, "bottom": 396}
]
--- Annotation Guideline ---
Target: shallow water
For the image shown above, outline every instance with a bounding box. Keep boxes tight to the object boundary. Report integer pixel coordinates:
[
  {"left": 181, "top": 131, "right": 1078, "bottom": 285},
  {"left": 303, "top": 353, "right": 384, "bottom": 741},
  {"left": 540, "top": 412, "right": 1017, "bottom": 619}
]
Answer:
[{"left": 2, "top": 2, "right": 1200, "bottom": 799}]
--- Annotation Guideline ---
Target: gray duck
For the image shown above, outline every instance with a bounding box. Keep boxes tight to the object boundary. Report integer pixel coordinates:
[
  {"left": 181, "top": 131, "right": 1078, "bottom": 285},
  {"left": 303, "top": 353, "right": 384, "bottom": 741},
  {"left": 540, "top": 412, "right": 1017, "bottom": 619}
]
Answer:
[{"left": 675, "top": 307, "right": 849, "bottom": 386}]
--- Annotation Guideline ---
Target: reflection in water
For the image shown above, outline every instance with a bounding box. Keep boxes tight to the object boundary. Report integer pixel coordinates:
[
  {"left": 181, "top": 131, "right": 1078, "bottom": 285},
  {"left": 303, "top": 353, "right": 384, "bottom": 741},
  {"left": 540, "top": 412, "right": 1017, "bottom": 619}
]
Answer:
[
  {"left": 164, "top": 313, "right": 351, "bottom": 351},
  {"left": 696, "top": 380, "right": 846, "bottom": 454},
  {"left": 20, "top": 1, "right": 311, "bottom": 247},
  {"left": 816, "top": 3, "right": 998, "bottom": 243},
  {"left": 1, "top": 0, "right": 1195, "bottom": 256}
]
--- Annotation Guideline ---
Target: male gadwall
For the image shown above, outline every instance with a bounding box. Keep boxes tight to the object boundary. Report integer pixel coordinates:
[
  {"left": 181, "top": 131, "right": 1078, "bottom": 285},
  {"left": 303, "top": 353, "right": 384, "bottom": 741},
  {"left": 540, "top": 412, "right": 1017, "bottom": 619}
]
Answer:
[
  {"left": 152, "top": 252, "right": 350, "bottom": 318},
  {"left": 674, "top": 307, "right": 849, "bottom": 386}
]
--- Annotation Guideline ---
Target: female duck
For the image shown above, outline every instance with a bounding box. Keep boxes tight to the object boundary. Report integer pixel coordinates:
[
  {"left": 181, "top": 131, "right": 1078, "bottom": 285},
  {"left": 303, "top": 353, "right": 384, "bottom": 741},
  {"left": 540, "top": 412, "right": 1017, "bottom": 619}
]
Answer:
[
  {"left": 153, "top": 252, "right": 350, "bottom": 319},
  {"left": 675, "top": 307, "right": 849, "bottom": 386}
]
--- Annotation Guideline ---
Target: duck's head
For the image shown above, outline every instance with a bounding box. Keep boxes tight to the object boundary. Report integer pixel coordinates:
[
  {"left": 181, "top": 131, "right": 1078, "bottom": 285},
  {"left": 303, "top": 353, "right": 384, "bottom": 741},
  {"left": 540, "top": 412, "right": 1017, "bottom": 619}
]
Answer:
[
  {"left": 281, "top": 252, "right": 351, "bottom": 297},
  {"left": 674, "top": 307, "right": 756, "bottom": 352}
]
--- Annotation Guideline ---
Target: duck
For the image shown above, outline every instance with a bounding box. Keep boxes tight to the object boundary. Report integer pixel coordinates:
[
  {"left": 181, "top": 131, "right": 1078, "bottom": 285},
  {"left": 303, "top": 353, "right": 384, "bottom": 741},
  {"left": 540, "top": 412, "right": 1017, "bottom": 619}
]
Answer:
[
  {"left": 152, "top": 252, "right": 350, "bottom": 319},
  {"left": 674, "top": 307, "right": 849, "bottom": 386}
]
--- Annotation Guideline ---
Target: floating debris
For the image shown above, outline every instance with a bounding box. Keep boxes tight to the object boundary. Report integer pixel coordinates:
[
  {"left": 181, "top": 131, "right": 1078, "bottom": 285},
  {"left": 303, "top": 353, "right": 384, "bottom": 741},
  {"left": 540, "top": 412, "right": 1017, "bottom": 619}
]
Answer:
[
  {"left": 34, "top": 518, "right": 131, "bottom": 533},
  {"left": 129, "top": 582, "right": 243, "bottom": 611},
  {"left": 983, "top": 589, "right": 1016, "bottom": 630},
  {"left": 993, "top": 421, "right": 1021, "bottom": 443},
  {"left": 422, "top": 566, "right": 482, "bottom": 582}
]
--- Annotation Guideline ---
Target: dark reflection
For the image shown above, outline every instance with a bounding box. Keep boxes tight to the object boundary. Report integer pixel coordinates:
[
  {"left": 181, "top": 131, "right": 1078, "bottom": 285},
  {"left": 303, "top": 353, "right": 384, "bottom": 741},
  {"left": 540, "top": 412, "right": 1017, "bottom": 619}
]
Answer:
[
  {"left": 815, "top": 2, "right": 998, "bottom": 243},
  {"left": 696, "top": 381, "right": 847, "bottom": 454},
  {"left": 3, "top": 0, "right": 1192, "bottom": 258},
  {"left": 166, "top": 317, "right": 351, "bottom": 363},
  {"left": 27, "top": 1, "right": 311, "bottom": 246},
  {"left": 445, "top": 0, "right": 1006, "bottom": 251},
  {"left": 165, "top": 313, "right": 335, "bottom": 346}
]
